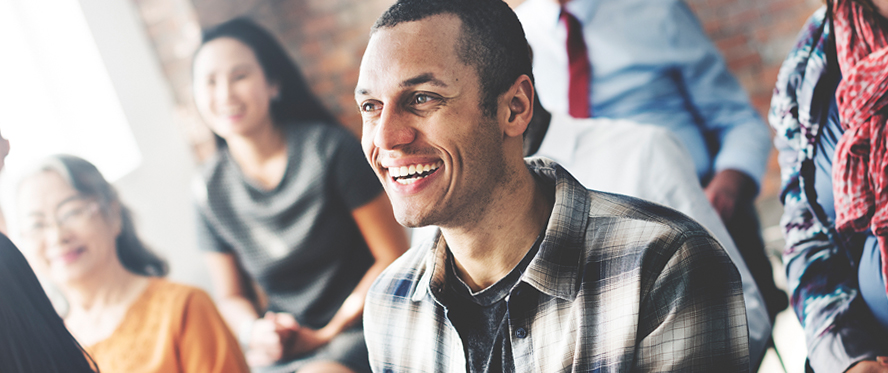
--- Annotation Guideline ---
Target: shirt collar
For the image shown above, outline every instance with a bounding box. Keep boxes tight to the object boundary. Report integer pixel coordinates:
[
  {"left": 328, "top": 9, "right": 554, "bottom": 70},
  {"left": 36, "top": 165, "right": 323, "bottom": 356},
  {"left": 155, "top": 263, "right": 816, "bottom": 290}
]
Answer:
[
  {"left": 521, "top": 158, "right": 589, "bottom": 301},
  {"left": 411, "top": 229, "right": 444, "bottom": 302},
  {"left": 532, "top": 0, "right": 602, "bottom": 27},
  {"left": 410, "top": 158, "right": 590, "bottom": 302}
]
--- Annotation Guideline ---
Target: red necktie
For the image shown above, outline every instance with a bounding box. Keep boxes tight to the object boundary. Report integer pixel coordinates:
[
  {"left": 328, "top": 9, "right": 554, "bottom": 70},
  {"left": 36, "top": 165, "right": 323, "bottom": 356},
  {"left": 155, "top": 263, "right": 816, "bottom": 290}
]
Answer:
[{"left": 561, "top": 8, "right": 592, "bottom": 118}]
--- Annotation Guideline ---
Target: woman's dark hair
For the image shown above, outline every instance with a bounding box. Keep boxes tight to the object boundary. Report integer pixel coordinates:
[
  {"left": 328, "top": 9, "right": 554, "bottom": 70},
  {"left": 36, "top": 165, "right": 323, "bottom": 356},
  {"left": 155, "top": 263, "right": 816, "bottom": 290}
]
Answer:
[
  {"left": 0, "top": 233, "right": 98, "bottom": 372},
  {"left": 197, "top": 17, "right": 339, "bottom": 148},
  {"left": 22, "top": 155, "right": 168, "bottom": 277}
]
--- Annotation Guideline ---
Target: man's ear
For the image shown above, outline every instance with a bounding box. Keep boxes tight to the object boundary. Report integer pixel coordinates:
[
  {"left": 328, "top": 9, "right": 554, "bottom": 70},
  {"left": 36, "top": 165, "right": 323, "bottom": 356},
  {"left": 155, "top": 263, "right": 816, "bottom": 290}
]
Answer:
[{"left": 501, "top": 75, "right": 534, "bottom": 138}]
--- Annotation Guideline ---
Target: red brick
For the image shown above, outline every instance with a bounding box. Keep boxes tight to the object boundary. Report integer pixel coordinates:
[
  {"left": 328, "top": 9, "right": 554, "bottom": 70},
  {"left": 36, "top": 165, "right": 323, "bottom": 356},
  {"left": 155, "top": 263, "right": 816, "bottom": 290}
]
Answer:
[
  {"left": 303, "top": 14, "right": 338, "bottom": 38},
  {"left": 715, "top": 33, "right": 748, "bottom": 51},
  {"left": 703, "top": 18, "right": 723, "bottom": 36},
  {"left": 769, "top": 0, "right": 801, "bottom": 14},
  {"left": 720, "top": 8, "right": 762, "bottom": 33},
  {"left": 727, "top": 52, "right": 762, "bottom": 72}
]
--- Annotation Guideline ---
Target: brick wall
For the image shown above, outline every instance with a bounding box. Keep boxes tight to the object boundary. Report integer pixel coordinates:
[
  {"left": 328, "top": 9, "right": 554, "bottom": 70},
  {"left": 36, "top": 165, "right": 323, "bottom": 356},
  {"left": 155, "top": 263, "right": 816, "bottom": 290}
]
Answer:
[
  {"left": 131, "top": 0, "right": 823, "bottom": 198},
  {"left": 683, "top": 0, "right": 822, "bottom": 198}
]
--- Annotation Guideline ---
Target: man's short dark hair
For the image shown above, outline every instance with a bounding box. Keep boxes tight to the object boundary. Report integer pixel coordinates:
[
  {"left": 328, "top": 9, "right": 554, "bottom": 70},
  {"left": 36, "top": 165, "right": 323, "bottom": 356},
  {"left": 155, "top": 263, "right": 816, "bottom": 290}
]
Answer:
[{"left": 372, "top": 0, "right": 534, "bottom": 117}]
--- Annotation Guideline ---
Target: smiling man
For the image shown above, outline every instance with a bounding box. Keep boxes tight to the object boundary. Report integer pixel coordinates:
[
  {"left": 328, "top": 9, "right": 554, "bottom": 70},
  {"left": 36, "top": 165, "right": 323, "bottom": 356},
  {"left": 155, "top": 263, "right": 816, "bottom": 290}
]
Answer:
[{"left": 355, "top": 0, "right": 749, "bottom": 371}]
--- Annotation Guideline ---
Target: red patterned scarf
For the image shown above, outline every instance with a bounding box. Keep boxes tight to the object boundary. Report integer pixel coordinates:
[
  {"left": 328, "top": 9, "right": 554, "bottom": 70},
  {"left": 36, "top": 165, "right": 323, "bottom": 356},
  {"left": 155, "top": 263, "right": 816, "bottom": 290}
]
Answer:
[{"left": 833, "top": 0, "right": 888, "bottom": 292}]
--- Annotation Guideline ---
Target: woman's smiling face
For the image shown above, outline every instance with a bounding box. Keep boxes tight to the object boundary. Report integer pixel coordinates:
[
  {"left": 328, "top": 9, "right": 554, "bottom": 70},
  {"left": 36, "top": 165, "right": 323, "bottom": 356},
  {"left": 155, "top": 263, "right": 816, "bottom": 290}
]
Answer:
[
  {"left": 192, "top": 37, "right": 280, "bottom": 141},
  {"left": 17, "top": 171, "right": 122, "bottom": 285}
]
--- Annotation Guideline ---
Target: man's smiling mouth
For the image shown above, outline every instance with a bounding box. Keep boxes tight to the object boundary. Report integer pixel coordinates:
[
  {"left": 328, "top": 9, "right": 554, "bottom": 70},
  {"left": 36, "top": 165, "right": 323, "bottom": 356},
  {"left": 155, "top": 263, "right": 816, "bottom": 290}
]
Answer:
[{"left": 388, "top": 161, "right": 443, "bottom": 185}]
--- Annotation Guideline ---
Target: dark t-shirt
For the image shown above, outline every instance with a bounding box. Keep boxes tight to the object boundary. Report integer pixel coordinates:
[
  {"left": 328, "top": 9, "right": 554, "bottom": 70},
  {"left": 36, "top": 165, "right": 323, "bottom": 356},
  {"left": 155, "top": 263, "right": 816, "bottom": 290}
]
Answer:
[
  {"left": 194, "top": 122, "right": 382, "bottom": 328},
  {"left": 441, "top": 235, "right": 542, "bottom": 373}
]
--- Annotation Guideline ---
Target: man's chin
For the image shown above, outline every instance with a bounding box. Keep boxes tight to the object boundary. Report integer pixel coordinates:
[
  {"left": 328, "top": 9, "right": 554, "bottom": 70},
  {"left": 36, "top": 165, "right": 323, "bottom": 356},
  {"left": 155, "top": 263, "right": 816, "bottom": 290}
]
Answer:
[
  {"left": 395, "top": 215, "right": 426, "bottom": 228},
  {"left": 393, "top": 209, "right": 435, "bottom": 229}
]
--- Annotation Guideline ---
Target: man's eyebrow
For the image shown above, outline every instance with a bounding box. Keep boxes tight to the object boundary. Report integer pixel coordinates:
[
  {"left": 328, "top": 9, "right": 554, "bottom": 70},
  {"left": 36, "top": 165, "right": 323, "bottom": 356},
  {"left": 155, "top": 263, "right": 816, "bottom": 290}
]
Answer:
[
  {"left": 355, "top": 73, "right": 449, "bottom": 96},
  {"left": 400, "top": 73, "right": 448, "bottom": 88}
]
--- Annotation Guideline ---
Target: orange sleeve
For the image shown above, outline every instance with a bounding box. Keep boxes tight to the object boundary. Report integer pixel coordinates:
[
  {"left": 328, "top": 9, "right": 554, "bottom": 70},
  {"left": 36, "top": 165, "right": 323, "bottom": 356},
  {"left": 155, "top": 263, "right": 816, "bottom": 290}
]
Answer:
[{"left": 177, "top": 288, "right": 250, "bottom": 373}]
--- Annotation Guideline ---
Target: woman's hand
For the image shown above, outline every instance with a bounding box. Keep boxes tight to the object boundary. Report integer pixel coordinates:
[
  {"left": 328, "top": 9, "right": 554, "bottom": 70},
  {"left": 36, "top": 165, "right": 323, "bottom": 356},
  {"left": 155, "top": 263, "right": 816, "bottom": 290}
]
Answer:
[
  {"left": 245, "top": 311, "right": 334, "bottom": 366},
  {"left": 276, "top": 312, "right": 335, "bottom": 357},
  {"left": 244, "top": 312, "right": 296, "bottom": 367}
]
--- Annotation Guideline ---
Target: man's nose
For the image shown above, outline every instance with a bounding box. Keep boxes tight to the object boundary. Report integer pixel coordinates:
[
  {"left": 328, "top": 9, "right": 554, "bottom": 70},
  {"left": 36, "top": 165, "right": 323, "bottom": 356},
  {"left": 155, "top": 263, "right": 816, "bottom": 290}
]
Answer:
[{"left": 373, "top": 106, "right": 416, "bottom": 150}]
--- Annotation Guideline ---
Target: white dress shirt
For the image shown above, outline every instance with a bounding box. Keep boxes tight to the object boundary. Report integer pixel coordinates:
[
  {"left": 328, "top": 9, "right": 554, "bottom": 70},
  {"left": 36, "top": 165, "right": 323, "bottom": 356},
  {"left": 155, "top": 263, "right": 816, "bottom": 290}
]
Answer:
[{"left": 515, "top": 0, "right": 772, "bottom": 186}]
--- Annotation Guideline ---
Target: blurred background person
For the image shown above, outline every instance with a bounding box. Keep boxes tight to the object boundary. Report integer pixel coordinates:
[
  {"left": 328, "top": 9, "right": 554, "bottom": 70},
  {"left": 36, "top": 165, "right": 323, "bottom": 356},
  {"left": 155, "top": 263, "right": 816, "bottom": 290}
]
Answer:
[
  {"left": 0, "top": 232, "right": 97, "bottom": 373},
  {"left": 524, "top": 97, "right": 771, "bottom": 367},
  {"left": 191, "top": 18, "right": 408, "bottom": 373},
  {"left": 15, "top": 155, "right": 248, "bottom": 373},
  {"left": 514, "top": 0, "right": 785, "bottom": 332},
  {"left": 770, "top": 0, "right": 888, "bottom": 371}
]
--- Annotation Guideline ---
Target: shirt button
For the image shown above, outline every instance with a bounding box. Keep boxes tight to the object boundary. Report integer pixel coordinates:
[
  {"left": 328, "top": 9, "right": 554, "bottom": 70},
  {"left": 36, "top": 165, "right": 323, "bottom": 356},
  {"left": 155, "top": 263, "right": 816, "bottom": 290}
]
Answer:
[{"left": 515, "top": 327, "right": 528, "bottom": 338}]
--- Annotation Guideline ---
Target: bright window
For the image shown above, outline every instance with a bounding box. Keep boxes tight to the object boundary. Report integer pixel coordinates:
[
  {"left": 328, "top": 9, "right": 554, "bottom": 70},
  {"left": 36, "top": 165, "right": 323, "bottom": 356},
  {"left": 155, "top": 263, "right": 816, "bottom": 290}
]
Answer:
[{"left": 0, "top": 0, "right": 141, "bottom": 183}]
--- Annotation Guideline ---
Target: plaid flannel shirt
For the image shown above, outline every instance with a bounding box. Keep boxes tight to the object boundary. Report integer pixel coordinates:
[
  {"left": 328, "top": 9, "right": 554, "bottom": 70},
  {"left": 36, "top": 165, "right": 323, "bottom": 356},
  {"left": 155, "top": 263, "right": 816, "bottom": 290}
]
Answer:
[{"left": 364, "top": 158, "right": 749, "bottom": 372}]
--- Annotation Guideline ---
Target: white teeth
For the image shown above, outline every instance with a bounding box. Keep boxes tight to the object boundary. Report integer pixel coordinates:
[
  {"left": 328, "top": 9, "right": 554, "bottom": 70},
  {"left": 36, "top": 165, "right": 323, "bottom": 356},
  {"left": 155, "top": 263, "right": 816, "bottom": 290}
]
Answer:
[{"left": 387, "top": 161, "right": 442, "bottom": 181}]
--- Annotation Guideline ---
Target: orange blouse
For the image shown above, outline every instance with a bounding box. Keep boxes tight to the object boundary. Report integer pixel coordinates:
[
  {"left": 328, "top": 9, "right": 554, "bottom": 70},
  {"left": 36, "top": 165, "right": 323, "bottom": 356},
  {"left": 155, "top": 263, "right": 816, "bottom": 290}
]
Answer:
[{"left": 84, "top": 279, "right": 248, "bottom": 373}]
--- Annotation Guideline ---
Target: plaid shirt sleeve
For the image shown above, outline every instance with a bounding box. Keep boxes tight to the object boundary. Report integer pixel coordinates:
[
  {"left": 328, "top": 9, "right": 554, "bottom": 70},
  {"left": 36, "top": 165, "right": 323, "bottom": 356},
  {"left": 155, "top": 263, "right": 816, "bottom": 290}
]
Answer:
[{"left": 364, "top": 159, "right": 748, "bottom": 373}]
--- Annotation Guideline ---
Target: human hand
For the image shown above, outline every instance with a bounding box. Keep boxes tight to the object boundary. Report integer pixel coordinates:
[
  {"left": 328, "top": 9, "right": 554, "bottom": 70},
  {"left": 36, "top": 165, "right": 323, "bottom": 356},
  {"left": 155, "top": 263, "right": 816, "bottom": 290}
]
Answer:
[
  {"left": 275, "top": 312, "right": 335, "bottom": 357},
  {"left": 846, "top": 357, "right": 888, "bottom": 373},
  {"left": 244, "top": 312, "right": 296, "bottom": 367},
  {"left": 704, "top": 169, "right": 756, "bottom": 223}
]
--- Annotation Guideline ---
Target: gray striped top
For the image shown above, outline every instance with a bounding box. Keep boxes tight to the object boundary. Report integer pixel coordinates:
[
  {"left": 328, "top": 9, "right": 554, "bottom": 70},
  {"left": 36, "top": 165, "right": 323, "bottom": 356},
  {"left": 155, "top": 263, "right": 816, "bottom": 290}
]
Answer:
[{"left": 194, "top": 122, "right": 382, "bottom": 329}]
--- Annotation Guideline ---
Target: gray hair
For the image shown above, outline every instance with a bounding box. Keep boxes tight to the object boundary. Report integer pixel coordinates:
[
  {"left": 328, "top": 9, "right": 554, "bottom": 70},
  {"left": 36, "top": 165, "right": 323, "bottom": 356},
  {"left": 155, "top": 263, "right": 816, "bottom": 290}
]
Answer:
[{"left": 19, "top": 155, "right": 168, "bottom": 277}]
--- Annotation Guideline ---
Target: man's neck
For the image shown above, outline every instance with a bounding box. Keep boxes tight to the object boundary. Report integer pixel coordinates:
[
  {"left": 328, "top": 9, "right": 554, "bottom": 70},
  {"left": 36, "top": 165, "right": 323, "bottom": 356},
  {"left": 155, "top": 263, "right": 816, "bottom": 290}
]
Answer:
[{"left": 441, "top": 169, "right": 554, "bottom": 292}]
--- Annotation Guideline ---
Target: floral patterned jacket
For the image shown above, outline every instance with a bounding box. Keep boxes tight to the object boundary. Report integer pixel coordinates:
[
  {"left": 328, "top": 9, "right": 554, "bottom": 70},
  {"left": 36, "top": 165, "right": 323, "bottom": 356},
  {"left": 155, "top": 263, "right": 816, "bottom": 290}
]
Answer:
[{"left": 770, "top": 7, "right": 888, "bottom": 372}]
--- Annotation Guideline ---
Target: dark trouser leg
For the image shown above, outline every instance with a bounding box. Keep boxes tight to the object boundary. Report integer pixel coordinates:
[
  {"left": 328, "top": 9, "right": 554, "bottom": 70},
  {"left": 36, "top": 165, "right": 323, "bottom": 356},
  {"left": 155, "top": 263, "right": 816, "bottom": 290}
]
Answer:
[{"left": 727, "top": 198, "right": 788, "bottom": 323}]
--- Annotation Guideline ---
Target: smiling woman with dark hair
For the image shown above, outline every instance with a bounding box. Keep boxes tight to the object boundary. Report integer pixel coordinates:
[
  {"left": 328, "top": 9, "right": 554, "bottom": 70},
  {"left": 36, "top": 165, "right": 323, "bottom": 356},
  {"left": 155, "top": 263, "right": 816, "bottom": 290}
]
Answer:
[{"left": 191, "top": 18, "right": 409, "bottom": 373}]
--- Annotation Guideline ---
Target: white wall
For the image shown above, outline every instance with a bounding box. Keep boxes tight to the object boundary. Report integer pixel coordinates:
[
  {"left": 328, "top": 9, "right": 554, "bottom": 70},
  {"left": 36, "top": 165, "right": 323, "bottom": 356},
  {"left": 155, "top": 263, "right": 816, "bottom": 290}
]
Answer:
[{"left": 76, "top": 0, "right": 210, "bottom": 290}]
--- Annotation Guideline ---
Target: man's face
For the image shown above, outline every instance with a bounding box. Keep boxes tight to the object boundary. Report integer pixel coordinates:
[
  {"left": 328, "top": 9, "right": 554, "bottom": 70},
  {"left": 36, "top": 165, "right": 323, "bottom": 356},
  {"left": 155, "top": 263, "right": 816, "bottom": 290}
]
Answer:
[{"left": 356, "top": 14, "right": 508, "bottom": 228}]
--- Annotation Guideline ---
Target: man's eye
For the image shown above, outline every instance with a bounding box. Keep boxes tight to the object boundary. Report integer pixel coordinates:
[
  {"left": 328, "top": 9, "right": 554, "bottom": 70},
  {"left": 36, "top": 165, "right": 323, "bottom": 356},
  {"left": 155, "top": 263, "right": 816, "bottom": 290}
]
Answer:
[
  {"left": 361, "top": 102, "right": 379, "bottom": 112},
  {"left": 414, "top": 94, "right": 432, "bottom": 105}
]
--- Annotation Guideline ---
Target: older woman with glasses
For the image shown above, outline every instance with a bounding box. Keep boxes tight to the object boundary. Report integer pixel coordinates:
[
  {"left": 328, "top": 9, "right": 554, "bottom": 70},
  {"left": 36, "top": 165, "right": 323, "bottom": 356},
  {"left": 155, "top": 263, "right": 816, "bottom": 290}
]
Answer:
[{"left": 15, "top": 155, "right": 249, "bottom": 373}]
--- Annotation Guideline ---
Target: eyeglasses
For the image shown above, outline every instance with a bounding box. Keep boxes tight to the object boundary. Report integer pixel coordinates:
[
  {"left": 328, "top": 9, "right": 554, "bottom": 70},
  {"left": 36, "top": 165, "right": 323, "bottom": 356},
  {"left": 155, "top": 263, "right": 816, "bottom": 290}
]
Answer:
[{"left": 22, "top": 198, "right": 100, "bottom": 241}]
